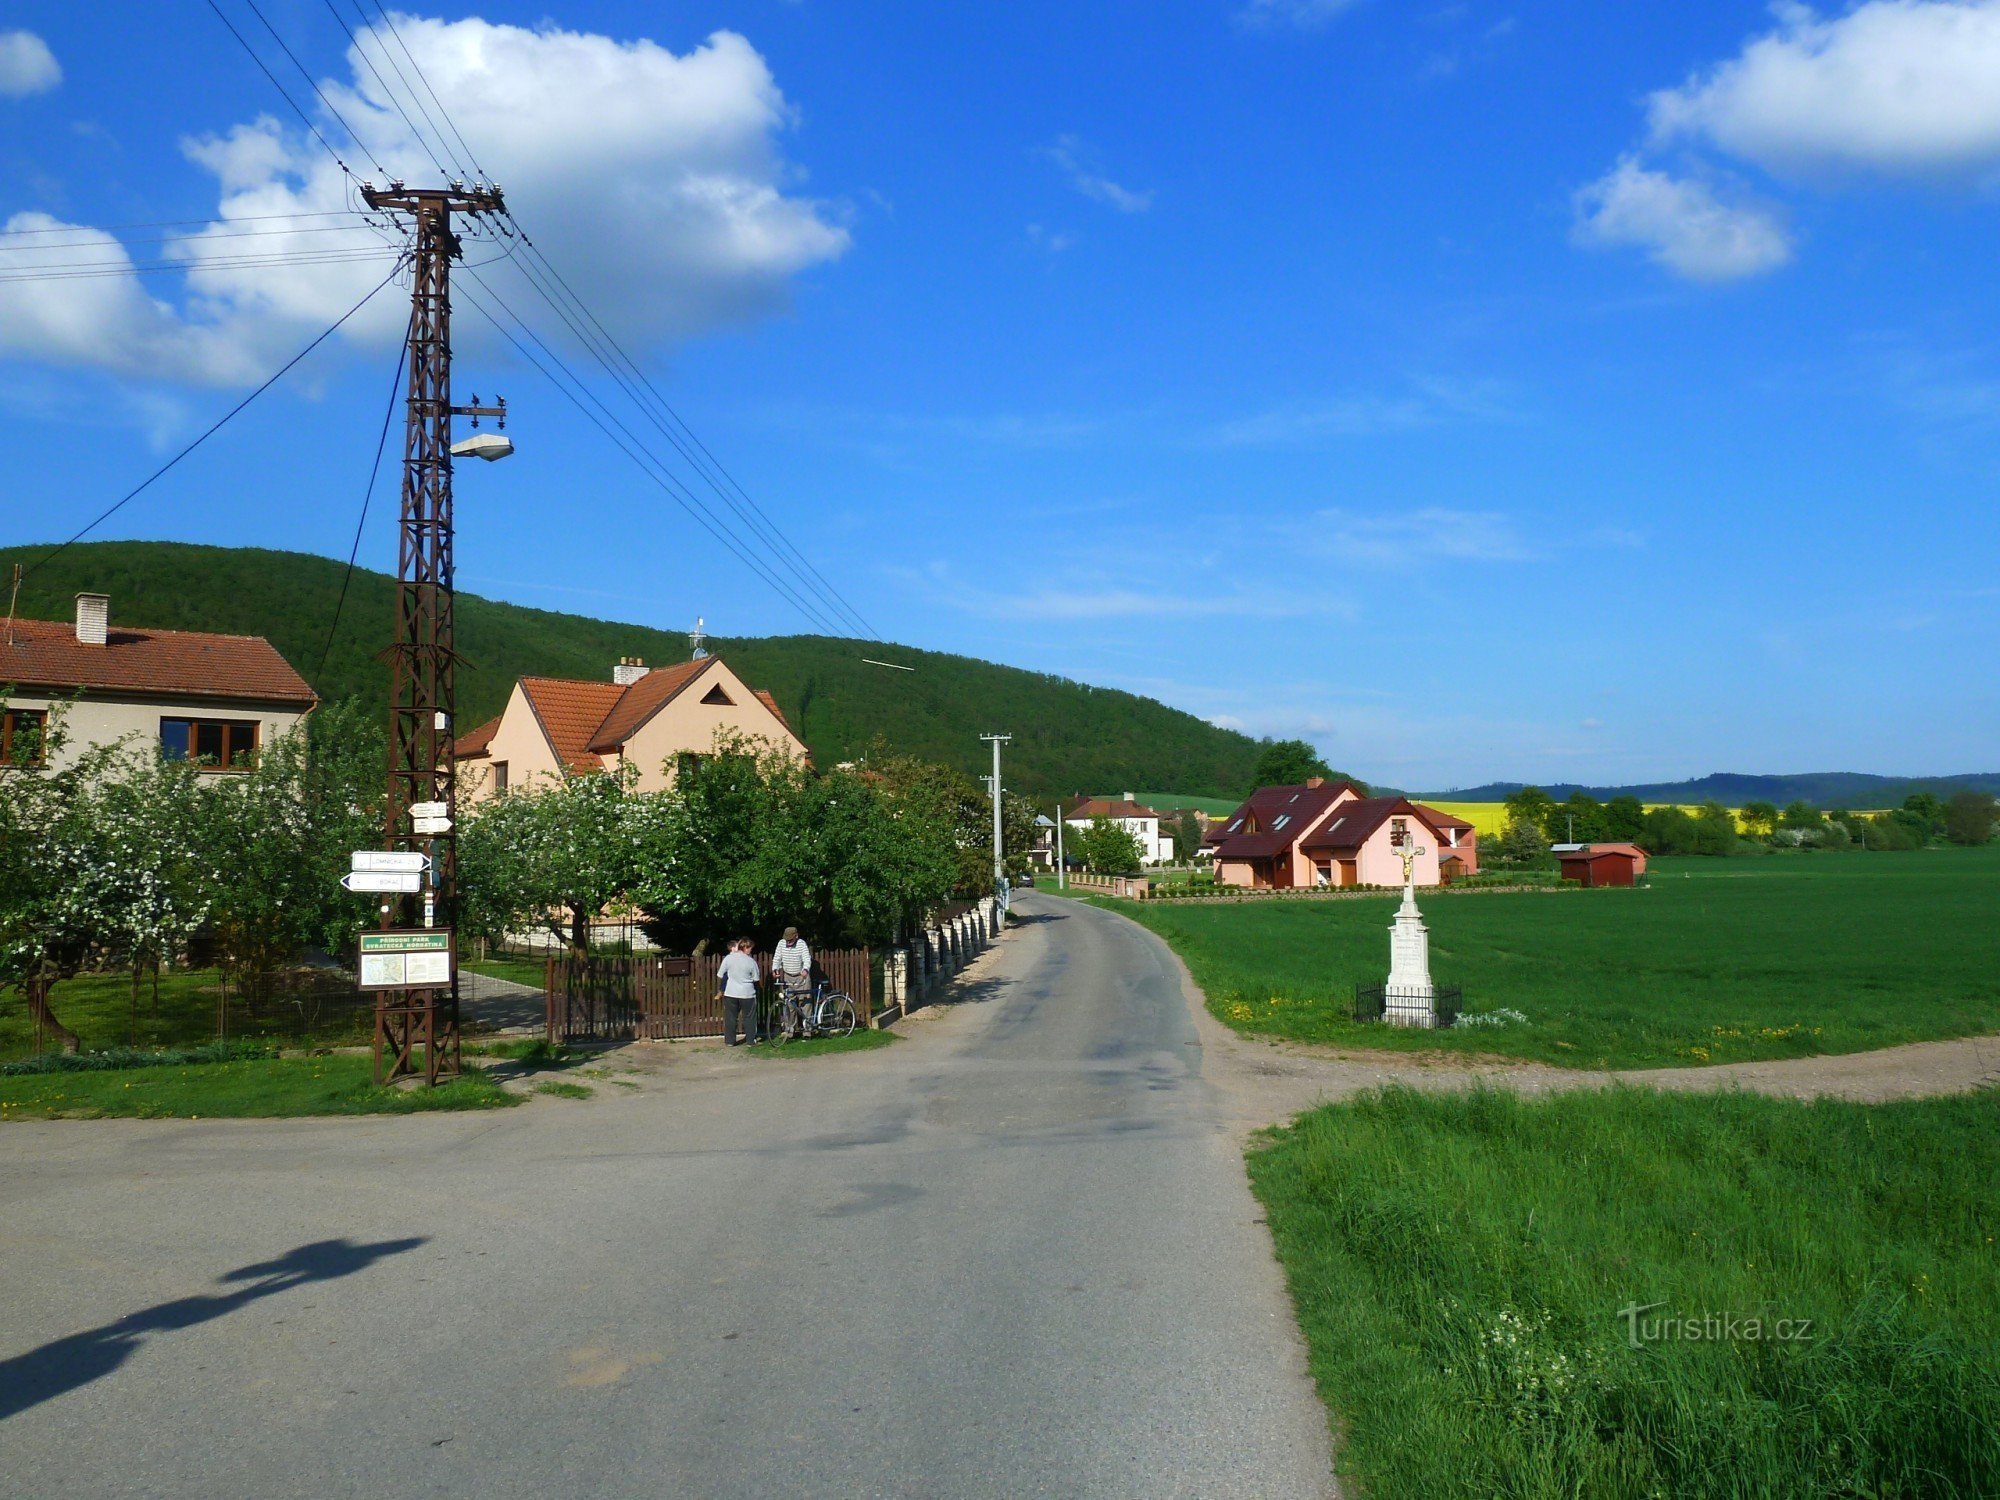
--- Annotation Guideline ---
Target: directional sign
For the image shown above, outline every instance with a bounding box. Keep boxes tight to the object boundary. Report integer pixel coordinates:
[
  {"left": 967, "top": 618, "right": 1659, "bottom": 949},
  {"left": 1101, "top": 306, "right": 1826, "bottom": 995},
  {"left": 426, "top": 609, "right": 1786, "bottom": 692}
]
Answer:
[
  {"left": 351, "top": 850, "right": 429, "bottom": 874},
  {"left": 357, "top": 929, "right": 454, "bottom": 990},
  {"left": 409, "top": 801, "right": 449, "bottom": 819},
  {"left": 341, "top": 870, "right": 423, "bottom": 894},
  {"left": 412, "top": 815, "right": 453, "bottom": 836}
]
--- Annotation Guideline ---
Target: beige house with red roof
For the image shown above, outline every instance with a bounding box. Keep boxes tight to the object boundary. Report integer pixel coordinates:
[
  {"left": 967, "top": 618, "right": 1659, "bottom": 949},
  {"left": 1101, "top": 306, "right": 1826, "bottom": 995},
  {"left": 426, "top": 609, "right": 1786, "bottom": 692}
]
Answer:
[
  {"left": 455, "top": 654, "right": 804, "bottom": 800},
  {"left": 1, "top": 593, "right": 316, "bottom": 772},
  {"left": 1207, "top": 778, "right": 1479, "bottom": 889}
]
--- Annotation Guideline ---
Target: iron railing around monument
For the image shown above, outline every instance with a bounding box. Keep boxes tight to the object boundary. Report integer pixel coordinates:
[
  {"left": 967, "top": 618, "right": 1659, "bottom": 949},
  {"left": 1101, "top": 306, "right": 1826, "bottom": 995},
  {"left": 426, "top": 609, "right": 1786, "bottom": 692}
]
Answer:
[{"left": 1354, "top": 984, "right": 1463, "bottom": 1027}]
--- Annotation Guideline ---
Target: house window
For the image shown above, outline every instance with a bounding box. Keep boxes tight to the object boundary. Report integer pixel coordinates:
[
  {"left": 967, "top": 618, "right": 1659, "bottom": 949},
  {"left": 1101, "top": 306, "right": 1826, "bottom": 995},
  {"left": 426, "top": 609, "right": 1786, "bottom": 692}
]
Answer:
[
  {"left": 492, "top": 760, "right": 509, "bottom": 795},
  {"left": 160, "top": 717, "right": 260, "bottom": 771},
  {"left": 1226, "top": 818, "right": 1244, "bottom": 834},
  {"left": 1272, "top": 814, "right": 1292, "bottom": 831},
  {"left": 2, "top": 707, "right": 47, "bottom": 768},
  {"left": 700, "top": 684, "right": 734, "bottom": 706},
  {"left": 675, "top": 751, "right": 704, "bottom": 783}
]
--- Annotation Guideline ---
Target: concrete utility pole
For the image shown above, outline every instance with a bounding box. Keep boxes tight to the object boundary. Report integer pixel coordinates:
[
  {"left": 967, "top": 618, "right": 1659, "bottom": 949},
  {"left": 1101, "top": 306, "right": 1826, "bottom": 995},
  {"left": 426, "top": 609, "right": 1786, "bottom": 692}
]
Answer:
[
  {"left": 1055, "top": 804, "right": 1067, "bottom": 891},
  {"left": 983, "top": 733, "right": 1012, "bottom": 914},
  {"left": 362, "top": 180, "right": 507, "bottom": 1085}
]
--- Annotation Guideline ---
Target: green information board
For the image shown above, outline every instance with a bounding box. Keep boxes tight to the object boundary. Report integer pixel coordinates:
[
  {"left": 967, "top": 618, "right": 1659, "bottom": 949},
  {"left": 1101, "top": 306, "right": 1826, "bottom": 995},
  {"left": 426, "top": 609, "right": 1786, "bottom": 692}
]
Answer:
[{"left": 357, "top": 929, "right": 455, "bottom": 990}]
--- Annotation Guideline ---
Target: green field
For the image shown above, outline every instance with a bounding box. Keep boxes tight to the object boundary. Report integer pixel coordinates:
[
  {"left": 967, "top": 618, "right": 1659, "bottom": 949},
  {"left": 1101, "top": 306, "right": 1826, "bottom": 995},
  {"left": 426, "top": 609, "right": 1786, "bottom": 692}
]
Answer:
[
  {"left": 1100, "top": 848, "right": 2000, "bottom": 1069},
  {"left": 1250, "top": 1086, "right": 2000, "bottom": 1498},
  {"left": 0, "top": 1053, "right": 517, "bottom": 1119}
]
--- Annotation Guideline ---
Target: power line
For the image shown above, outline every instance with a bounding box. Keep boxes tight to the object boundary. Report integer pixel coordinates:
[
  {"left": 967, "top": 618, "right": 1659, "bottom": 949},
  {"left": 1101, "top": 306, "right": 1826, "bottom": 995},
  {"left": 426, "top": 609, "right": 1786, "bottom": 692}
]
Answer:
[
  {"left": 22, "top": 262, "right": 403, "bottom": 585},
  {"left": 0, "top": 211, "right": 368, "bottom": 237},
  {"left": 498, "top": 243, "right": 880, "bottom": 639},
  {"left": 315, "top": 328, "right": 410, "bottom": 683},
  {"left": 334, "top": 0, "right": 463, "bottom": 181},
  {"left": 202, "top": 0, "right": 357, "bottom": 180},
  {"left": 239, "top": 0, "right": 394, "bottom": 180},
  {"left": 363, "top": 0, "right": 486, "bottom": 180},
  {"left": 5, "top": 223, "right": 391, "bottom": 252},
  {"left": 0, "top": 249, "right": 401, "bottom": 284},
  {"left": 320, "top": 0, "right": 452, "bottom": 180},
  {"left": 457, "top": 276, "right": 855, "bottom": 638}
]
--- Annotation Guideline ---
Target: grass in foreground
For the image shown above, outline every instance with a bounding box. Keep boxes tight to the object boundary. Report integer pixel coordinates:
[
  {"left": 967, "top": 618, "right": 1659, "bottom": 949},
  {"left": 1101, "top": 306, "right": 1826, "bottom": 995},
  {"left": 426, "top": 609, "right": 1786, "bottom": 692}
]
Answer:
[
  {"left": 753, "top": 1028, "right": 896, "bottom": 1059},
  {"left": 0, "top": 1052, "right": 518, "bottom": 1119},
  {"left": 1103, "top": 847, "right": 2000, "bottom": 1068},
  {"left": 1251, "top": 1086, "right": 2000, "bottom": 1498}
]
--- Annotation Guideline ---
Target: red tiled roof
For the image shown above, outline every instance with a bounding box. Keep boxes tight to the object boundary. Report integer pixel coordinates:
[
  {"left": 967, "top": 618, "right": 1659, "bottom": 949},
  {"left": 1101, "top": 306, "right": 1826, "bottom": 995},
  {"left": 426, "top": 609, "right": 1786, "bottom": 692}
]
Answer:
[
  {"left": 1560, "top": 842, "right": 1648, "bottom": 861},
  {"left": 1068, "top": 797, "right": 1163, "bottom": 822},
  {"left": 454, "top": 716, "right": 499, "bottom": 759},
  {"left": 0, "top": 615, "right": 315, "bottom": 705},
  {"left": 752, "top": 689, "right": 794, "bottom": 738},
  {"left": 585, "top": 658, "right": 709, "bottom": 752},
  {"left": 519, "top": 677, "right": 624, "bottom": 773}
]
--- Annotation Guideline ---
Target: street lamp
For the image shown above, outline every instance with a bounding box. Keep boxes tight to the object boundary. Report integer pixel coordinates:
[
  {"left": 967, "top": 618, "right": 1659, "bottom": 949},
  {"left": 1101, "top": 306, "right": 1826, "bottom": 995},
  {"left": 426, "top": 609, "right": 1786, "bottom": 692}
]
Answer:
[{"left": 450, "top": 432, "right": 514, "bottom": 462}]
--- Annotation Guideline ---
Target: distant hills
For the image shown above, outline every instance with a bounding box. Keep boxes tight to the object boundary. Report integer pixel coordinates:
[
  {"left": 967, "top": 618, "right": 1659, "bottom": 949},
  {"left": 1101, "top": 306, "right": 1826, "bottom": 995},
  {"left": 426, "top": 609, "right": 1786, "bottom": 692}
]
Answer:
[
  {"left": 1429, "top": 772, "right": 2000, "bottom": 811},
  {"left": 0, "top": 540, "right": 1265, "bottom": 802}
]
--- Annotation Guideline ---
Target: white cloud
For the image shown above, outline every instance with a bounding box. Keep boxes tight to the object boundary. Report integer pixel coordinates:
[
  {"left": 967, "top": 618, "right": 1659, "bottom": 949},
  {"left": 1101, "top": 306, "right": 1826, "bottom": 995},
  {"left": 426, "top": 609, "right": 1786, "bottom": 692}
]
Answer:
[
  {"left": 0, "top": 16, "right": 848, "bottom": 386},
  {"left": 1306, "top": 507, "right": 1535, "bottom": 565},
  {"left": 1041, "top": 136, "right": 1153, "bottom": 213},
  {"left": 1649, "top": 0, "right": 2000, "bottom": 177},
  {"left": 1206, "top": 377, "right": 1516, "bottom": 445},
  {"left": 1572, "top": 157, "right": 1793, "bottom": 282},
  {"left": 1237, "top": 0, "right": 1365, "bottom": 28},
  {"left": 0, "top": 30, "right": 60, "bottom": 98},
  {"left": 896, "top": 563, "right": 1352, "bottom": 621}
]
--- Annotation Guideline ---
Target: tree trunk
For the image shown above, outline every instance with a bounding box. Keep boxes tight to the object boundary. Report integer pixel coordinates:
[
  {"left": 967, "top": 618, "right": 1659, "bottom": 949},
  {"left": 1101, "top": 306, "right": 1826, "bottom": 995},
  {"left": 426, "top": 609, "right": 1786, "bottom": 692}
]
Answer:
[
  {"left": 130, "top": 967, "right": 140, "bottom": 1048},
  {"left": 25, "top": 976, "right": 80, "bottom": 1055},
  {"left": 570, "top": 905, "right": 589, "bottom": 957}
]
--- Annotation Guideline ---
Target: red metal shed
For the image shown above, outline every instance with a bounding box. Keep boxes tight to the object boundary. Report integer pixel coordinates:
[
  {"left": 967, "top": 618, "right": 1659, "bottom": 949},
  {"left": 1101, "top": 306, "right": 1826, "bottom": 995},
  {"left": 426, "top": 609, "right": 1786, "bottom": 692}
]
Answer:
[{"left": 1558, "top": 843, "right": 1649, "bottom": 888}]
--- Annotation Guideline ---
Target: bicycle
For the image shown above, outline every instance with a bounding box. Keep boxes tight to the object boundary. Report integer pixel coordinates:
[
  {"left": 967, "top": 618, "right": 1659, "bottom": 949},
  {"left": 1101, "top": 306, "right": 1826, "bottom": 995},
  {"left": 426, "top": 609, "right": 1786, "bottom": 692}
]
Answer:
[{"left": 768, "top": 980, "right": 859, "bottom": 1042}]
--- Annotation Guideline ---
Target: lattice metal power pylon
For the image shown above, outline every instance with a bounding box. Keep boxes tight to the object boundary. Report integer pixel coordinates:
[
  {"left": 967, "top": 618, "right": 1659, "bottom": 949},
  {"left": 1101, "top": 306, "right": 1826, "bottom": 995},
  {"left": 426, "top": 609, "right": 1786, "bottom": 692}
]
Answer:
[{"left": 362, "top": 181, "right": 506, "bottom": 1084}]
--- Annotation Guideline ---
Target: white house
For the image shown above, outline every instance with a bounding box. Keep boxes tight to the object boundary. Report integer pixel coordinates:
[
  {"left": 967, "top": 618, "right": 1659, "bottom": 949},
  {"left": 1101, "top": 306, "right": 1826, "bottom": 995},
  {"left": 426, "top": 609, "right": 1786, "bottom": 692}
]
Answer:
[{"left": 1065, "top": 794, "right": 1175, "bottom": 866}]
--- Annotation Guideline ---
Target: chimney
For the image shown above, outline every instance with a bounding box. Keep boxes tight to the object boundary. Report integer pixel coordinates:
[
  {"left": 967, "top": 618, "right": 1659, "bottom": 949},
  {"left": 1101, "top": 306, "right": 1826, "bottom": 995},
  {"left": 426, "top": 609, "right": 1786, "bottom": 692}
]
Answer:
[
  {"left": 1123, "top": 791, "right": 1136, "bottom": 804},
  {"left": 613, "top": 656, "right": 648, "bottom": 687},
  {"left": 1306, "top": 776, "right": 1325, "bottom": 789},
  {"left": 75, "top": 592, "right": 108, "bottom": 647}
]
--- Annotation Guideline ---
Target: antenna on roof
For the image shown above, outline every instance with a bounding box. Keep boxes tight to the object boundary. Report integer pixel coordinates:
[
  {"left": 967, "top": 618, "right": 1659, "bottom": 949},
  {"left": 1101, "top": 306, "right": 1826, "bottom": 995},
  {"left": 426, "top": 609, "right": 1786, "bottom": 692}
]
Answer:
[
  {"left": 690, "top": 617, "right": 709, "bottom": 661},
  {"left": 4, "top": 563, "right": 18, "bottom": 648}
]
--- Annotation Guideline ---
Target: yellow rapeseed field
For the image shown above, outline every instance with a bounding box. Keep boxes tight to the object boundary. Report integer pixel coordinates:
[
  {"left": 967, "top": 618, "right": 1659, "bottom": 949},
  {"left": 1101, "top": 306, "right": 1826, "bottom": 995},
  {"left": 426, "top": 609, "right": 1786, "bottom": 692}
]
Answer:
[{"left": 1420, "top": 800, "right": 1753, "bottom": 836}]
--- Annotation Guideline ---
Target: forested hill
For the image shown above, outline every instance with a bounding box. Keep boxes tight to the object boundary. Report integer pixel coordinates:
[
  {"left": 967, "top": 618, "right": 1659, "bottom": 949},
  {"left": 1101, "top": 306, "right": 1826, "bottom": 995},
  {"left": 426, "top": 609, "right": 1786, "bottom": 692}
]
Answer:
[
  {"left": 1433, "top": 771, "right": 2000, "bottom": 811},
  {"left": 0, "top": 541, "right": 1263, "bottom": 800}
]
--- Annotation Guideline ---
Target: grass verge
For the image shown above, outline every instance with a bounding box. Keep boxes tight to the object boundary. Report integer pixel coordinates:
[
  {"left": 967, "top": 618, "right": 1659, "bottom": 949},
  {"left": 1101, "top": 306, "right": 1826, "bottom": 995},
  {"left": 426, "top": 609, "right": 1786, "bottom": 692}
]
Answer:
[
  {"left": 1096, "top": 847, "right": 2000, "bottom": 1068},
  {"left": 754, "top": 1029, "right": 896, "bottom": 1060},
  {"left": 1250, "top": 1086, "right": 2000, "bottom": 1498},
  {"left": 0, "top": 1052, "right": 519, "bottom": 1119}
]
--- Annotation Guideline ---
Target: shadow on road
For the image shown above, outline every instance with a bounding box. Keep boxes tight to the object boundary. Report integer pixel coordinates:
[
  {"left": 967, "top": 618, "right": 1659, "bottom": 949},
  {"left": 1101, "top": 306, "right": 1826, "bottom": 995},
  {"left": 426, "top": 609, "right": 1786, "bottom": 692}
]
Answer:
[
  {"left": 0, "top": 1236, "right": 427, "bottom": 1421},
  {"left": 1007, "top": 911, "right": 1068, "bottom": 927}
]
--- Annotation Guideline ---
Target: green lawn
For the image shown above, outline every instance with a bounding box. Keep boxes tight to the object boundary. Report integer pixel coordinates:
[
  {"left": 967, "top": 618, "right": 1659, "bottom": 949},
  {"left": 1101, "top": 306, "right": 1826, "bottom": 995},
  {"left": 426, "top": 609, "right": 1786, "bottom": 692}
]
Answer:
[
  {"left": 1250, "top": 1087, "right": 2000, "bottom": 1498},
  {"left": 0, "top": 967, "right": 374, "bottom": 1063},
  {"left": 753, "top": 1028, "right": 897, "bottom": 1059},
  {"left": 0, "top": 1052, "right": 518, "bottom": 1119},
  {"left": 462, "top": 955, "right": 552, "bottom": 989},
  {"left": 1101, "top": 847, "right": 2000, "bottom": 1068}
]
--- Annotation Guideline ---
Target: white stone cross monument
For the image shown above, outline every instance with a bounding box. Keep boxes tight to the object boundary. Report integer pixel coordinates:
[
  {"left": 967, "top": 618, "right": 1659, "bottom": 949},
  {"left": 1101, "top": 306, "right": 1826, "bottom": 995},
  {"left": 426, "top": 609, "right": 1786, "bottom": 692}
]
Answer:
[{"left": 1383, "top": 823, "right": 1437, "bottom": 1028}]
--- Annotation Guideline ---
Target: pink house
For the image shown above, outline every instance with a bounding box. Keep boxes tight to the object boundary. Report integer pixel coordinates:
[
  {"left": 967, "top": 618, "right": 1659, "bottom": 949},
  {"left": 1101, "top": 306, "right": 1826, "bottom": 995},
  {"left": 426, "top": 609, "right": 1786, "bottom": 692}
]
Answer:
[{"left": 1207, "top": 779, "right": 1479, "bottom": 890}]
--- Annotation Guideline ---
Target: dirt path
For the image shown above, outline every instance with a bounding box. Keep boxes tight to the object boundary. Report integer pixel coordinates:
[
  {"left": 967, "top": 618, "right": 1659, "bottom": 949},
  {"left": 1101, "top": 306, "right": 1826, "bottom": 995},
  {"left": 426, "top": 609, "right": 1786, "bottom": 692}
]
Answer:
[{"left": 1145, "top": 932, "right": 2000, "bottom": 1132}]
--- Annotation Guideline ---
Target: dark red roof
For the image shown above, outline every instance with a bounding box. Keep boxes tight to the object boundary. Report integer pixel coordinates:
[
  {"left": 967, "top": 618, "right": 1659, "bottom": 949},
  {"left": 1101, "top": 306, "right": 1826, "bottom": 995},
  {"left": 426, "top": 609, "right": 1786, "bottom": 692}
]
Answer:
[
  {"left": 0, "top": 615, "right": 314, "bottom": 705},
  {"left": 1299, "top": 797, "right": 1445, "bottom": 854},
  {"left": 1209, "top": 781, "right": 1358, "bottom": 858},
  {"left": 1413, "top": 802, "right": 1475, "bottom": 833}
]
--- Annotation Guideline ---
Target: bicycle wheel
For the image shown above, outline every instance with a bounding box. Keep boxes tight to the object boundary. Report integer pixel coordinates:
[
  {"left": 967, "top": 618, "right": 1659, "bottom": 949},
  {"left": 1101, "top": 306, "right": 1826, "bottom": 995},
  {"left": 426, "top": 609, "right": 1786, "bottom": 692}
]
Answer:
[
  {"left": 817, "top": 993, "right": 858, "bottom": 1038},
  {"left": 770, "top": 998, "right": 802, "bottom": 1044}
]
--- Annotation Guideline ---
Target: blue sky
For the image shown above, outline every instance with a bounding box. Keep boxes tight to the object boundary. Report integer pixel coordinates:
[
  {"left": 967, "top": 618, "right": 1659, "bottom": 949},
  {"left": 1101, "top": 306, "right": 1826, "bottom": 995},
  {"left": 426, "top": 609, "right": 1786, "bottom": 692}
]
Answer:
[{"left": 3, "top": 1, "right": 1999, "bottom": 789}]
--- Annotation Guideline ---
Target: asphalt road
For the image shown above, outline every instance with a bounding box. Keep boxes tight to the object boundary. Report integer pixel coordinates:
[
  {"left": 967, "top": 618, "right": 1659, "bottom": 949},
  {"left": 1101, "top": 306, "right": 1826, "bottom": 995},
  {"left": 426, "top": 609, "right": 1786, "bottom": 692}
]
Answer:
[{"left": 0, "top": 893, "right": 1335, "bottom": 1498}]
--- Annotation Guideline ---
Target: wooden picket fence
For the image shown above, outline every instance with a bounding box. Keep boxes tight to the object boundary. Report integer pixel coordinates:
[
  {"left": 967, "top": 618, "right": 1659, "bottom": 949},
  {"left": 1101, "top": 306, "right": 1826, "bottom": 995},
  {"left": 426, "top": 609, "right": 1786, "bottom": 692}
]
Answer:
[{"left": 545, "top": 949, "right": 873, "bottom": 1043}]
